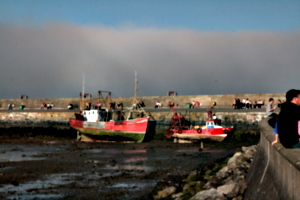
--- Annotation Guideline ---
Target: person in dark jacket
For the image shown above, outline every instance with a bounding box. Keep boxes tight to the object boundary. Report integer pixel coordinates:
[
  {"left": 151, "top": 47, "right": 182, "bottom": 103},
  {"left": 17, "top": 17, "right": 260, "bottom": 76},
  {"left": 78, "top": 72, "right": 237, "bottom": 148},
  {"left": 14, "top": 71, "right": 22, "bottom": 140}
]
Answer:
[{"left": 278, "top": 89, "right": 300, "bottom": 148}]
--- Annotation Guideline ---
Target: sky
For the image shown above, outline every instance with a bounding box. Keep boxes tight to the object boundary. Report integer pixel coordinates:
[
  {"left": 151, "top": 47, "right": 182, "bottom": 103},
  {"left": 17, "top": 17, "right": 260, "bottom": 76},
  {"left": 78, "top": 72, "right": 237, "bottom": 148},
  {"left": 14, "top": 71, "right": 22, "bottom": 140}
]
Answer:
[{"left": 0, "top": 0, "right": 300, "bottom": 99}]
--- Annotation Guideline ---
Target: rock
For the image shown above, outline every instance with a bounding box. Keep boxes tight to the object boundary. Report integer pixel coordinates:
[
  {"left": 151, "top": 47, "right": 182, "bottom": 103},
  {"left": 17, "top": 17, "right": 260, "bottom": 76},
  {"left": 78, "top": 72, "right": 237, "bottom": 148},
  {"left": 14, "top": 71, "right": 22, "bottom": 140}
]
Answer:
[
  {"left": 243, "top": 146, "right": 257, "bottom": 160},
  {"left": 203, "top": 181, "right": 213, "bottom": 190},
  {"left": 216, "top": 166, "right": 229, "bottom": 179},
  {"left": 182, "top": 181, "right": 204, "bottom": 197},
  {"left": 171, "top": 192, "right": 183, "bottom": 200},
  {"left": 180, "top": 145, "right": 257, "bottom": 200},
  {"left": 241, "top": 146, "right": 251, "bottom": 152},
  {"left": 227, "top": 152, "right": 242, "bottom": 169},
  {"left": 190, "top": 188, "right": 226, "bottom": 200},
  {"left": 226, "top": 180, "right": 247, "bottom": 198},
  {"left": 217, "top": 182, "right": 236, "bottom": 195},
  {"left": 232, "top": 195, "right": 244, "bottom": 200},
  {"left": 227, "top": 168, "right": 243, "bottom": 181},
  {"left": 241, "top": 145, "right": 257, "bottom": 153},
  {"left": 154, "top": 186, "right": 177, "bottom": 199}
]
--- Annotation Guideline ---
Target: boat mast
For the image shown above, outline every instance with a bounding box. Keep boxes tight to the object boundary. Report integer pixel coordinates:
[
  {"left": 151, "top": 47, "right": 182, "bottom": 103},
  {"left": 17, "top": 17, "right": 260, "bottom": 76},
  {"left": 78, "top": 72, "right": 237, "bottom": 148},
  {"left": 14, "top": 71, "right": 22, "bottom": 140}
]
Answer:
[
  {"left": 127, "top": 71, "right": 137, "bottom": 120},
  {"left": 134, "top": 71, "right": 138, "bottom": 103},
  {"left": 126, "top": 71, "right": 149, "bottom": 120},
  {"left": 80, "top": 74, "right": 85, "bottom": 111},
  {"left": 133, "top": 70, "right": 141, "bottom": 110}
]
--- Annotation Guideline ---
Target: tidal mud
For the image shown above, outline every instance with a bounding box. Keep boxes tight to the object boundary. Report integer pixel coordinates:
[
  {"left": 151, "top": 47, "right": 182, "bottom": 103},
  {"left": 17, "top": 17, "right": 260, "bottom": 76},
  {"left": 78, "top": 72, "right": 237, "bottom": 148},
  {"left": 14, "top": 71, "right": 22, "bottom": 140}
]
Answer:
[{"left": 0, "top": 139, "right": 236, "bottom": 200}]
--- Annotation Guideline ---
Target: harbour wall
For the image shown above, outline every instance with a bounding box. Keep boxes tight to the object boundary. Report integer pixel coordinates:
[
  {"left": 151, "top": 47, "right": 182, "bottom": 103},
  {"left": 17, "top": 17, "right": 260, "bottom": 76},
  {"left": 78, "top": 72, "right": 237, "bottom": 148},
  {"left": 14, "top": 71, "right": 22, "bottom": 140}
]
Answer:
[
  {"left": 0, "top": 110, "right": 266, "bottom": 130},
  {"left": 0, "top": 93, "right": 285, "bottom": 110},
  {"left": 244, "top": 118, "right": 300, "bottom": 200}
]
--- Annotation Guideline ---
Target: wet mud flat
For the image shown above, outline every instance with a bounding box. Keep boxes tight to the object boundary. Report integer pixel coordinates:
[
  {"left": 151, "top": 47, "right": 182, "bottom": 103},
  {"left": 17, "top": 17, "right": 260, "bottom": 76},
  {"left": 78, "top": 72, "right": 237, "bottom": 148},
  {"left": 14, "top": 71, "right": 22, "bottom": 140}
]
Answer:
[{"left": 0, "top": 139, "right": 236, "bottom": 200}]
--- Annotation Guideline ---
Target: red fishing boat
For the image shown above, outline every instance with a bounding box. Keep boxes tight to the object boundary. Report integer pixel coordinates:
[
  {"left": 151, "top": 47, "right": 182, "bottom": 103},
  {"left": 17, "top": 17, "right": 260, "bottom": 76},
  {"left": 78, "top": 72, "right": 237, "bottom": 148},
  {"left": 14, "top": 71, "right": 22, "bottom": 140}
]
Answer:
[
  {"left": 69, "top": 73, "right": 156, "bottom": 142},
  {"left": 165, "top": 108, "right": 235, "bottom": 142},
  {"left": 69, "top": 110, "right": 156, "bottom": 143}
]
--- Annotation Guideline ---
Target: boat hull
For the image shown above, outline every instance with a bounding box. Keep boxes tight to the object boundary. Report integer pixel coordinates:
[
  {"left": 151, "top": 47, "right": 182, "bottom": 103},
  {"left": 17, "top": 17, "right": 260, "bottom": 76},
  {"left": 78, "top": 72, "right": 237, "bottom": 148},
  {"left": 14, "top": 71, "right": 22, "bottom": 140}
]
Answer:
[
  {"left": 170, "top": 127, "right": 235, "bottom": 142},
  {"left": 69, "top": 117, "right": 156, "bottom": 143}
]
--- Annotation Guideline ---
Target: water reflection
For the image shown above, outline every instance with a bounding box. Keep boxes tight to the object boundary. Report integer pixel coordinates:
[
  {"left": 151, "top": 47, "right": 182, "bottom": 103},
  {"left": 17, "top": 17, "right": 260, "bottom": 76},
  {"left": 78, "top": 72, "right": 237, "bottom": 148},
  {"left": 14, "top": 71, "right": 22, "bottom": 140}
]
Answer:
[{"left": 0, "top": 144, "right": 62, "bottom": 162}]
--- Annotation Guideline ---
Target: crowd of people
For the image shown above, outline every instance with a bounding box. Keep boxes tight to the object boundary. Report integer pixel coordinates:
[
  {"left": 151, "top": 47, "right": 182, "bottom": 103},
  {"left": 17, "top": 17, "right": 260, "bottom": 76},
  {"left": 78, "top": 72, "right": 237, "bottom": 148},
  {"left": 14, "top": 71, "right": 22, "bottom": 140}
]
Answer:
[
  {"left": 232, "top": 98, "right": 265, "bottom": 109},
  {"left": 80, "top": 102, "right": 125, "bottom": 110},
  {"left": 155, "top": 100, "right": 202, "bottom": 109},
  {"left": 191, "top": 100, "right": 201, "bottom": 108},
  {"left": 7, "top": 103, "right": 14, "bottom": 110},
  {"left": 3, "top": 97, "right": 287, "bottom": 113},
  {"left": 62, "top": 101, "right": 127, "bottom": 111},
  {"left": 132, "top": 101, "right": 145, "bottom": 110},
  {"left": 7, "top": 103, "right": 25, "bottom": 110},
  {"left": 154, "top": 101, "right": 163, "bottom": 109},
  {"left": 40, "top": 103, "right": 54, "bottom": 110}
]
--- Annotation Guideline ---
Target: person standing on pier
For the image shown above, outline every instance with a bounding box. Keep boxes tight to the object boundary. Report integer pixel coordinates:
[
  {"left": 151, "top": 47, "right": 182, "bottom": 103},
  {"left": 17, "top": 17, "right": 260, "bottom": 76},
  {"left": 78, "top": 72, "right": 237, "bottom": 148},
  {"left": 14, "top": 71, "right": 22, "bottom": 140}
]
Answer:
[{"left": 278, "top": 89, "right": 300, "bottom": 148}]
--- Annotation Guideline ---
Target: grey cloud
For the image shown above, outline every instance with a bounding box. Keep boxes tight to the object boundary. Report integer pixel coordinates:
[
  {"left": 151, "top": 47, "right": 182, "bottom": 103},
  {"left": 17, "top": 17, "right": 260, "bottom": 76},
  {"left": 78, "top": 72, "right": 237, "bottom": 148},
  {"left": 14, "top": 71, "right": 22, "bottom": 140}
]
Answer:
[{"left": 0, "top": 24, "right": 299, "bottom": 99}]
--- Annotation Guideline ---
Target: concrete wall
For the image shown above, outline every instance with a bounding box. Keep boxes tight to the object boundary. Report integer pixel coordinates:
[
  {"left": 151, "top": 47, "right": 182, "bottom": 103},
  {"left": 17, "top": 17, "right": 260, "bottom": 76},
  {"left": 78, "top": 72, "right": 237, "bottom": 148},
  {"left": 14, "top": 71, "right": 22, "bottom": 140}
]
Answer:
[
  {"left": 0, "top": 110, "right": 266, "bottom": 130},
  {"left": 0, "top": 112, "right": 74, "bottom": 121},
  {"left": 244, "top": 118, "right": 300, "bottom": 200},
  {"left": 0, "top": 111, "right": 265, "bottom": 122},
  {"left": 0, "top": 93, "right": 285, "bottom": 110}
]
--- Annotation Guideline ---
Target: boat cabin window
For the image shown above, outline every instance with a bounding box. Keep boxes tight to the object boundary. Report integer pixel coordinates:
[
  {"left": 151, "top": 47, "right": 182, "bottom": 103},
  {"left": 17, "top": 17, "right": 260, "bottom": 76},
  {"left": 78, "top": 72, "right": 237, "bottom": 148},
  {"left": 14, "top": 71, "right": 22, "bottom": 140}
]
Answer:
[{"left": 207, "top": 121, "right": 215, "bottom": 129}]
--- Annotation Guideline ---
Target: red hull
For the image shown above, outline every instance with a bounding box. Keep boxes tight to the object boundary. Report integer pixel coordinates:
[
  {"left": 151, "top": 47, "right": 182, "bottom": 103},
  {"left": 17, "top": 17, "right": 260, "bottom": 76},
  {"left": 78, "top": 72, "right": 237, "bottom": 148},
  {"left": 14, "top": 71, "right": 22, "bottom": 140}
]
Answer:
[
  {"left": 167, "top": 120, "right": 235, "bottom": 142},
  {"left": 171, "top": 127, "right": 234, "bottom": 135},
  {"left": 69, "top": 117, "right": 156, "bottom": 142},
  {"left": 69, "top": 118, "right": 150, "bottom": 132}
]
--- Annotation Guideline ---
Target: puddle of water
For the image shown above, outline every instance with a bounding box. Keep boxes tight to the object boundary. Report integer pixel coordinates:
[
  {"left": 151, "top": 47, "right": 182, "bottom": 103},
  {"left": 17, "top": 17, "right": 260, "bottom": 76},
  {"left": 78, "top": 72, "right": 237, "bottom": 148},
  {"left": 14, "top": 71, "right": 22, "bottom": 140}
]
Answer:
[
  {"left": 85, "top": 147, "right": 202, "bottom": 163},
  {"left": 5, "top": 193, "right": 64, "bottom": 200},
  {"left": 122, "top": 149, "right": 147, "bottom": 153},
  {"left": 0, "top": 171, "right": 155, "bottom": 200},
  {"left": 0, "top": 144, "right": 62, "bottom": 162},
  {"left": 0, "top": 151, "right": 44, "bottom": 162},
  {"left": 123, "top": 156, "right": 148, "bottom": 163},
  {"left": 108, "top": 180, "right": 158, "bottom": 200},
  {"left": 117, "top": 164, "right": 151, "bottom": 171},
  {"left": 82, "top": 149, "right": 105, "bottom": 154},
  {"left": 0, "top": 173, "right": 75, "bottom": 200},
  {"left": 99, "top": 164, "right": 152, "bottom": 173},
  {"left": 203, "top": 149, "right": 223, "bottom": 153},
  {"left": 176, "top": 149, "right": 199, "bottom": 153},
  {"left": 0, "top": 173, "right": 74, "bottom": 193},
  {"left": 176, "top": 148, "right": 223, "bottom": 153},
  {"left": 84, "top": 149, "right": 147, "bottom": 154},
  {"left": 109, "top": 180, "right": 156, "bottom": 189}
]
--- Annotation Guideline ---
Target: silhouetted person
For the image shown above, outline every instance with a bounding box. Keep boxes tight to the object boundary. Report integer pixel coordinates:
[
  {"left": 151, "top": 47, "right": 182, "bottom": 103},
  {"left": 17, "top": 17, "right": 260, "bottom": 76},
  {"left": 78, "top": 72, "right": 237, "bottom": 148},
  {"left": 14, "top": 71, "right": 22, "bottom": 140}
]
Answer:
[{"left": 278, "top": 89, "right": 300, "bottom": 148}]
